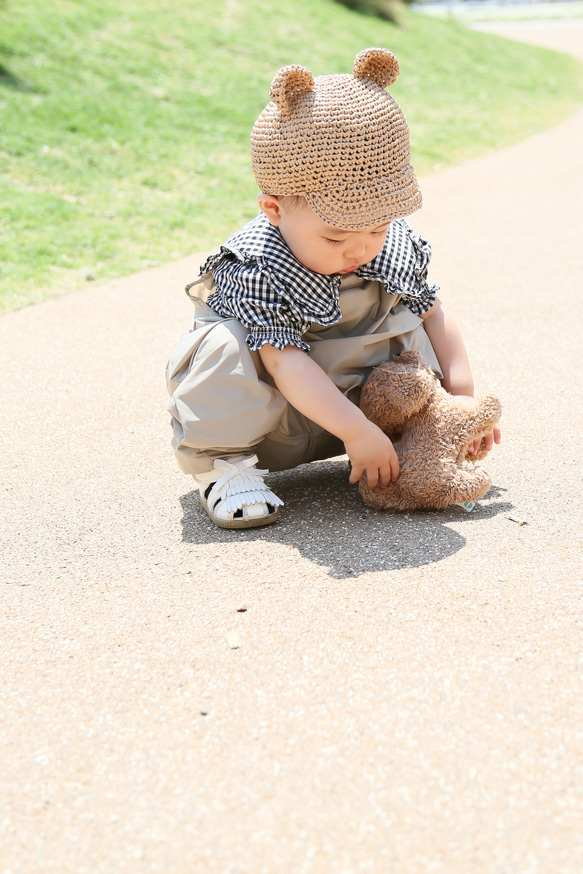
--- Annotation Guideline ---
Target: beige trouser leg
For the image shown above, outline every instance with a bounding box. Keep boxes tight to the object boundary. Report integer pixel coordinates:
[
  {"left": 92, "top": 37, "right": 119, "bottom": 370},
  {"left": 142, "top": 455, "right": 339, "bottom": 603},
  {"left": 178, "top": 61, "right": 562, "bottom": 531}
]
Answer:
[{"left": 166, "top": 287, "right": 441, "bottom": 477}]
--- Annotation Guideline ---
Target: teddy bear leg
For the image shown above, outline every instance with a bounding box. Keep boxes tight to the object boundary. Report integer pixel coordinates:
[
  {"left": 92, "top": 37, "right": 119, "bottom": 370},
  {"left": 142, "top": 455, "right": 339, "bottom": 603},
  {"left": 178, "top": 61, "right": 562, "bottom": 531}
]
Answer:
[
  {"left": 447, "top": 467, "right": 493, "bottom": 506},
  {"left": 358, "top": 479, "right": 405, "bottom": 512}
]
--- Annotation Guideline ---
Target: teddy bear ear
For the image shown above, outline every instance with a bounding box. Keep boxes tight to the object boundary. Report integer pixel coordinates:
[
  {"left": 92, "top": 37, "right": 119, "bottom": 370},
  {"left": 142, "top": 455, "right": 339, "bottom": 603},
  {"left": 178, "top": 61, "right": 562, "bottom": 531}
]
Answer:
[
  {"left": 353, "top": 47, "right": 399, "bottom": 89},
  {"left": 269, "top": 64, "right": 314, "bottom": 115}
]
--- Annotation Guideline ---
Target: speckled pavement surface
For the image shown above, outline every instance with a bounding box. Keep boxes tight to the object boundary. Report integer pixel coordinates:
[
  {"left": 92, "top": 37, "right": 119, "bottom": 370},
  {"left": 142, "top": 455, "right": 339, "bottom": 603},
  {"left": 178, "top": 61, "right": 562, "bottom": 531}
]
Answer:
[{"left": 1, "top": 24, "right": 582, "bottom": 874}]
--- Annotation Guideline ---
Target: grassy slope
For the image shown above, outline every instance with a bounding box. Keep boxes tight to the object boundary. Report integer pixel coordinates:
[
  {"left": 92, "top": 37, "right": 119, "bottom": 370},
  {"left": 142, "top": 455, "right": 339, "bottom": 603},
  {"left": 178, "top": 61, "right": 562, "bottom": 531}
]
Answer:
[{"left": 1, "top": 0, "right": 582, "bottom": 311}]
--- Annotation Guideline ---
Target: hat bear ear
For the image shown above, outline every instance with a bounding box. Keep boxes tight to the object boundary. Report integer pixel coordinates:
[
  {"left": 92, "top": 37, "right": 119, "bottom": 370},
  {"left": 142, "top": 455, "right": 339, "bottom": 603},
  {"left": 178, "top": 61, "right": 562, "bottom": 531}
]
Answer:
[
  {"left": 269, "top": 64, "right": 314, "bottom": 115},
  {"left": 353, "top": 47, "right": 399, "bottom": 89}
]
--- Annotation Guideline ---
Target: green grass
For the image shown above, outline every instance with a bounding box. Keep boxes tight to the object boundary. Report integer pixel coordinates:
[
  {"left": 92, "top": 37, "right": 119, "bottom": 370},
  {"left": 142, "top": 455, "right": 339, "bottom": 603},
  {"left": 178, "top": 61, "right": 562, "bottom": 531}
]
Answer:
[{"left": 1, "top": 0, "right": 582, "bottom": 311}]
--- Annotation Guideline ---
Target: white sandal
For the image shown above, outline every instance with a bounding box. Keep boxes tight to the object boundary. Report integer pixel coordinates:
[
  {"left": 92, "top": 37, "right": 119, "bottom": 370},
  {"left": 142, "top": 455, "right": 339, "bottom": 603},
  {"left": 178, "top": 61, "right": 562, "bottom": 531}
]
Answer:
[{"left": 194, "top": 455, "right": 283, "bottom": 529}]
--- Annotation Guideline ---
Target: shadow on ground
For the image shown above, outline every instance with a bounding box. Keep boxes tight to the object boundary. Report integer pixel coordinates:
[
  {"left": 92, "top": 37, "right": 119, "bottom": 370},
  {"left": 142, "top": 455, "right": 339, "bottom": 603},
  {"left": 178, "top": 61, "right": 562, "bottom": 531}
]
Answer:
[{"left": 180, "top": 459, "right": 512, "bottom": 578}]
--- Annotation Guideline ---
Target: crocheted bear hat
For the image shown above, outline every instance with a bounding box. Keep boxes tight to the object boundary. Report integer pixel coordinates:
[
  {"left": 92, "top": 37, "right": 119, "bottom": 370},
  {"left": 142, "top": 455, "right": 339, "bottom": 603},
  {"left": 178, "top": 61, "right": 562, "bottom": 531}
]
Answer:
[{"left": 251, "top": 48, "right": 422, "bottom": 231}]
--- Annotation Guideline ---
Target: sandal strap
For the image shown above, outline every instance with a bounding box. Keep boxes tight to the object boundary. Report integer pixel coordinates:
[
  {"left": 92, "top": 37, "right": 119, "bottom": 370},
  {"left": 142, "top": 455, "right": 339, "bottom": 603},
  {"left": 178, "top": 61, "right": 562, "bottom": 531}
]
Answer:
[{"left": 199, "top": 455, "right": 284, "bottom": 514}]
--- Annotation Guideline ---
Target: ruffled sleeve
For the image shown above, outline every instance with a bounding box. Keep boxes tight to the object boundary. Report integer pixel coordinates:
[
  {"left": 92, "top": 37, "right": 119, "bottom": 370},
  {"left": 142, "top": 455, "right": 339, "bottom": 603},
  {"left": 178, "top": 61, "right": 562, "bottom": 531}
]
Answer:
[
  {"left": 191, "top": 214, "right": 343, "bottom": 352},
  {"left": 359, "top": 219, "right": 440, "bottom": 315},
  {"left": 204, "top": 250, "right": 313, "bottom": 352}
]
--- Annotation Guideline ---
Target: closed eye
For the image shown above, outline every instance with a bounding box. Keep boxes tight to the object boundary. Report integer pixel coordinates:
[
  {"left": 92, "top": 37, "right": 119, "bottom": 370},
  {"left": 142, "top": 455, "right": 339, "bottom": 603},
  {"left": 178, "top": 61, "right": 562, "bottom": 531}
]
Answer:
[{"left": 323, "top": 237, "right": 345, "bottom": 246}]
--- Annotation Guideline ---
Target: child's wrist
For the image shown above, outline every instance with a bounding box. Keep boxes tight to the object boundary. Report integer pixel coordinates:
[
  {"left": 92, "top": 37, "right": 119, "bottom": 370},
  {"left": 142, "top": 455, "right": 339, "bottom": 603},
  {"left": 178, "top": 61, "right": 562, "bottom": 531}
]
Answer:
[
  {"left": 448, "top": 383, "right": 475, "bottom": 398},
  {"left": 337, "top": 408, "right": 370, "bottom": 444}
]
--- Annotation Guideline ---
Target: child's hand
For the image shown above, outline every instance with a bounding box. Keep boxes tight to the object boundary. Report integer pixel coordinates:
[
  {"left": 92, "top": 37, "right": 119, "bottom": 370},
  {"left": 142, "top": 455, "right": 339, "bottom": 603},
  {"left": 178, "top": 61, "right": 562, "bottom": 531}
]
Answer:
[
  {"left": 454, "top": 395, "right": 502, "bottom": 456},
  {"left": 468, "top": 428, "right": 501, "bottom": 456},
  {"left": 345, "top": 419, "right": 399, "bottom": 488}
]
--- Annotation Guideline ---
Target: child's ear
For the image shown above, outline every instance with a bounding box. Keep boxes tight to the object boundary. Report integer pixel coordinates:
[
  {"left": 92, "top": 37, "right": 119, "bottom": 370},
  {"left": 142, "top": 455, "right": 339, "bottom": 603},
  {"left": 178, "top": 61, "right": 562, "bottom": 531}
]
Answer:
[{"left": 257, "top": 193, "right": 283, "bottom": 225}]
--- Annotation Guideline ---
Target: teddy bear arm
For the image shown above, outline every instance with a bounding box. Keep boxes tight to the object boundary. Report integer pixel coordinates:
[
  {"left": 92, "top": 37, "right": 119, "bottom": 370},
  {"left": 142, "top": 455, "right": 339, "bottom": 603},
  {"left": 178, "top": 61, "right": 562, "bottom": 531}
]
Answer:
[
  {"left": 444, "top": 394, "right": 501, "bottom": 460},
  {"left": 456, "top": 394, "right": 502, "bottom": 438}
]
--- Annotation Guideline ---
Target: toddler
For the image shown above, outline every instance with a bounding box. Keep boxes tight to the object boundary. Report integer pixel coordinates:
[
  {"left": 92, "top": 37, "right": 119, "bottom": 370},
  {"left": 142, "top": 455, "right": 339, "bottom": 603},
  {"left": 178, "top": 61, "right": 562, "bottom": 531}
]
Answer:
[{"left": 166, "top": 48, "right": 500, "bottom": 529}]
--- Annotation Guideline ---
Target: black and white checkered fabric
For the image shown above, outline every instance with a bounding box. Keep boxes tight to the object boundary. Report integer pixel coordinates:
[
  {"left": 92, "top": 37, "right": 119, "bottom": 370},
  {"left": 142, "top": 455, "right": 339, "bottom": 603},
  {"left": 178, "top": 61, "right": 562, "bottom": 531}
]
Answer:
[{"left": 195, "top": 213, "right": 439, "bottom": 352}]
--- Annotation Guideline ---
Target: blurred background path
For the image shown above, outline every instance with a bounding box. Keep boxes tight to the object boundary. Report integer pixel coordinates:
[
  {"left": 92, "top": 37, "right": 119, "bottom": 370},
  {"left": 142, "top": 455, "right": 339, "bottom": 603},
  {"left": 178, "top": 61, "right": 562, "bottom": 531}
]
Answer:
[{"left": 1, "top": 21, "right": 582, "bottom": 874}]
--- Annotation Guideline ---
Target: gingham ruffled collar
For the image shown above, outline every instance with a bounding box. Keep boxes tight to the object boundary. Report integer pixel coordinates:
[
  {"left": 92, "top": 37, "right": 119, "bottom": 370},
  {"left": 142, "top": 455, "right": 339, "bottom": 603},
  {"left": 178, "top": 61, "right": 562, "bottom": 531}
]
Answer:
[{"left": 191, "top": 212, "right": 435, "bottom": 306}]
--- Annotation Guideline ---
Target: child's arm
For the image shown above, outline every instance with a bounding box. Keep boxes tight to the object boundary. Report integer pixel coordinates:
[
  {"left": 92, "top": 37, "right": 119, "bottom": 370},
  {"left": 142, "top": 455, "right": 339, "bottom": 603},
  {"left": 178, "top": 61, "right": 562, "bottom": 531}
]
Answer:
[
  {"left": 420, "top": 297, "right": 474, "bottom": 395},
  {"left": 421, "top": 297, "right": 501, "bottom": 452},
  {"left": 259, "top": 344, "right": 399, "bottom": 487}
]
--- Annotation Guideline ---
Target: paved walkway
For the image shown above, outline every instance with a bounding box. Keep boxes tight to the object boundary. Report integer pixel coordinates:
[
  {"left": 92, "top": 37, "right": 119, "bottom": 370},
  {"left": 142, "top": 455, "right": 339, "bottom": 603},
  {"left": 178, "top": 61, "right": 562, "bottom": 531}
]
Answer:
[{"left": 1, "top": 24, "right": 582, "bottom": 874}]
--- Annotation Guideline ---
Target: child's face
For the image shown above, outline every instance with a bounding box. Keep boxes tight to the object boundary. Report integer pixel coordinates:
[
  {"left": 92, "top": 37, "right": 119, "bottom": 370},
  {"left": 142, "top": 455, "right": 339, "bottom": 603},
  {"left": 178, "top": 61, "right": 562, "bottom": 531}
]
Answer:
[{"left": 258, "top": 196, "right": 390, "bottom": 276}]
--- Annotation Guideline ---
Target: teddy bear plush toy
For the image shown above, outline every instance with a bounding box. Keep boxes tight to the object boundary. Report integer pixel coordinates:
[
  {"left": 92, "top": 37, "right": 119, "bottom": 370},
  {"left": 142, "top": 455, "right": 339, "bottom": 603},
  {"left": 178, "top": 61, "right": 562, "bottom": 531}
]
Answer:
[{"left": 358, "top": 350, "right": 502, "bottom": 512}]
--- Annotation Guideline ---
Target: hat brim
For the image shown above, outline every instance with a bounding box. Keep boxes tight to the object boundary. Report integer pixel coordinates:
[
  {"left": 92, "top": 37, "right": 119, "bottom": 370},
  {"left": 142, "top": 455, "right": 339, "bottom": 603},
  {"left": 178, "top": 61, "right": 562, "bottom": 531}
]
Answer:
[{"left": 305, "top": 167, "right": 422, "bottom": 231}]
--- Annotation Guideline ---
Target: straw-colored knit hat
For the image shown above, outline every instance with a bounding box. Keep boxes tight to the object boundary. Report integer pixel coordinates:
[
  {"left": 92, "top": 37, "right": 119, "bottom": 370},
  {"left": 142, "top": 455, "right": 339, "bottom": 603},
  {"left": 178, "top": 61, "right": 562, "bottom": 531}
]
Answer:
[{"left": 251, "top": 48, "right": 422, "bottom": 231}]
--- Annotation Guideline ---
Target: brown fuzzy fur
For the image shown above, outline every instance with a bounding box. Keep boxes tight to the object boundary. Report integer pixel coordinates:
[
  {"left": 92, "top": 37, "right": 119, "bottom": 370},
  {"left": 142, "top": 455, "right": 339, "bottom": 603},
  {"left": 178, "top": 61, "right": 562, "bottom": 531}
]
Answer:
[{"left": 359, "top": 350, "right": 502, "bottom": 512}]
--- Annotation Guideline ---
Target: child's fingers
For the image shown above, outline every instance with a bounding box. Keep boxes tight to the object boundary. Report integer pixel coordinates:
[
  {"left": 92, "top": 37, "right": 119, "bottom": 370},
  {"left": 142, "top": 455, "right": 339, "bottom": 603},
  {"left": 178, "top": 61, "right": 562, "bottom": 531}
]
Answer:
[
  {"left": 377, "top": 469, "right": 391, "bottom": 489},
  {"left": 469, "top": 428, "right": 501, "bottom": 456},
  {"left": 349, "top": 460, "right": 397, "bottom": 488},
  {"left": 366, "top": 468, "right": 380, "bottom": 489},
  {"left": 373, "top": 457, "right": 399, "bottom": 489},
  {"left": 483, "top": 433, "right": 494, "bottom": 452},
  {"left": 391, "top": 454, "right": 400, "bottom": 481},
  {"left": 482, "top": 429, "right": 502, "bottom": 452},
  {"left": 348, "top": 463, "right": 365, "bottom": 485}
]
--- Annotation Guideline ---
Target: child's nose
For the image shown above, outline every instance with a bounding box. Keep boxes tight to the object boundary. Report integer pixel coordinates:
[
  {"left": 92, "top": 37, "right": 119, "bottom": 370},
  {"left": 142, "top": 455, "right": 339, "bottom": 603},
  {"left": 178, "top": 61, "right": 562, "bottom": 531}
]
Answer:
[{"left": 344, "top": 238, "right": 368, "bottom": 260}]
